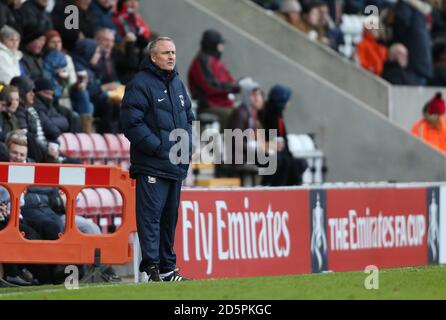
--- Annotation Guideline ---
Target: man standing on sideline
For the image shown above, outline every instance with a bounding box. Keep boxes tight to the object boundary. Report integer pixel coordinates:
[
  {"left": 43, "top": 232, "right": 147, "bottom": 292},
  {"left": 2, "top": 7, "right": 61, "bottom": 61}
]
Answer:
[{"left": 120, "top": 37, "right": 195, "bottom": 282}]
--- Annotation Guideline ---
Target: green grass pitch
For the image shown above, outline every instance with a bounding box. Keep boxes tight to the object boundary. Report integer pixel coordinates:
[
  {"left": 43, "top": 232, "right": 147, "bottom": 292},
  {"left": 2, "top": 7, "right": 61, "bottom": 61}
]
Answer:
[{"left": 1, "top": 265, "right": 445, "bottom": 300}]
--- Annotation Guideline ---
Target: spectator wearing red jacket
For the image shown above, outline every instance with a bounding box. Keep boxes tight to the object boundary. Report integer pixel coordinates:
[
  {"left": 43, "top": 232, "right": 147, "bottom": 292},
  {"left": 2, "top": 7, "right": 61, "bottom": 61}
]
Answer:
[
  {"left": 188, "top": 29, "right": 240, "bottom": 129},
  {"left": 113, "top": 0, "right": 152, "bottom": 50}
]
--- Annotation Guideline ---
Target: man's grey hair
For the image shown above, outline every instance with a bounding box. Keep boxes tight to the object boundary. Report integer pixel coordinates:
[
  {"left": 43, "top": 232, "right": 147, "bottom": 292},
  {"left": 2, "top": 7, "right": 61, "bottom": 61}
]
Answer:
[
  {"left": 94, "top": 27, "right": 116, "bottom": 39},
  {"left": 147, "top": 36, "right": 174, "bottom": 55},
  {"left": 0, "top": 25, "right": 20, "bottom": 43},
  {"left": 388, "top": 43, "right": 407, "bottom": 61}
]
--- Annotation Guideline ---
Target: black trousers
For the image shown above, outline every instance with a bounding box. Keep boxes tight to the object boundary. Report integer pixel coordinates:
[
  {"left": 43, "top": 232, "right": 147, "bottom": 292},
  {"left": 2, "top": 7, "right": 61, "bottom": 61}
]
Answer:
[{"left": 136, "top": 175, "right": 182, "bottom": 274}]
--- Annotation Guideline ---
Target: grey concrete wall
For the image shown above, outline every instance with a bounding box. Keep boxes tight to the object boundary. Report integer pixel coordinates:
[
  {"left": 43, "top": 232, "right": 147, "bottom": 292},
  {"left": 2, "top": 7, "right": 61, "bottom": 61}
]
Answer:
[
  {"left": 390, "top": 86, "right": 446, "bottom": 132},
  {"left": 193, "top": 0, "right": 391, "bottom": 116},
  {"left": 140, "top": 0, "right": 446, "bottom": 182}
]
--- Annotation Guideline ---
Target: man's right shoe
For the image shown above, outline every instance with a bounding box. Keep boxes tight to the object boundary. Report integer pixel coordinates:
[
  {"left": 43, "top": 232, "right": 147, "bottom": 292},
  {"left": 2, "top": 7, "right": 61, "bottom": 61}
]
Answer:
[
  {"left": 6, "top": 275, "right": 32, "bottom": 286},
  {"left": 144, "top": 264, "right": 163, "bottom": 282}
]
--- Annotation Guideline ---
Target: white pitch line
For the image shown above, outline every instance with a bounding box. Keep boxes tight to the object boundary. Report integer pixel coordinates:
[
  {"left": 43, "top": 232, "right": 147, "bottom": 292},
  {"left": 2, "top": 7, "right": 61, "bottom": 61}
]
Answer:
[{"left": 0, "top": 282, "right": 138, "bottom": 298}]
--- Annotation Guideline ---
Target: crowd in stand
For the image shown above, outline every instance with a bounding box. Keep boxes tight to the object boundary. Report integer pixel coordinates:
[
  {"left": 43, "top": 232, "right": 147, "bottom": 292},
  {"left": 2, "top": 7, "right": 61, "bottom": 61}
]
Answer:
[
  {"left": 0, "top": 0, "right": 154, "bottom": 287},
  {"left": 0, "top": 0, "right": 320, "bottom": 286},
  {"left": 0, "top": 0, "right": 154, "bottom": 141},
  {"left": 253, "top": 0, "right": 446, "bottom": 87},
  {"left": 0, "top": 1, "right": 313, "bottom": 186}
]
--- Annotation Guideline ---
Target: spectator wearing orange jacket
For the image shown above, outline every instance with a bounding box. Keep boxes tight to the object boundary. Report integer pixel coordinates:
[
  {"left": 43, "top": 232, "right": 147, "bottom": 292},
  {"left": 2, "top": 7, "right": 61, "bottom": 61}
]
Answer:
[
  {"left": 411, "top": 92, "right": 446, "bottom": 153},
  {"left": 356, "top": 28, "right": 388, "bottom": 76}
]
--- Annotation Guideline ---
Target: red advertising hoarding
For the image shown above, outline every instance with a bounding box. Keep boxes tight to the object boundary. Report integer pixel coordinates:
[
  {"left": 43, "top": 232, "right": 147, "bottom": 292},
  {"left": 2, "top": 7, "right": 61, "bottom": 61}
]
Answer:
[
  {"left": 326, "top": 188, "right": 428, "bottom": 272},
  {"left": 175, "top": 189, "right": 311, "bottom": 279}
]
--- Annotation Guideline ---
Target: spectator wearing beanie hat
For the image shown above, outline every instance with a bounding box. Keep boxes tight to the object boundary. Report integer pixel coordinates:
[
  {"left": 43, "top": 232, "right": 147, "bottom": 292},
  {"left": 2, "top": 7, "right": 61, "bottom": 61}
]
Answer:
[
  {"left": 188, "top": 29, "right": 240, "bottom": 130},
  {"left": 277, "top": 0, "right": 303, "bottom": 30},
  {"left": 34, "top": 77, "right": 70, "bottom": 135},
  {"left": 11, "top": 76, "right": 59, "bottom": 162},
  {"left": 20, "top": 25, "right": 47, "bottom": 81},
  {"left": 260, "top": 84, "right": 308, "bottom": 186},
  {"left": 412, "top": 92, "right": 446, "bottom": 153}
]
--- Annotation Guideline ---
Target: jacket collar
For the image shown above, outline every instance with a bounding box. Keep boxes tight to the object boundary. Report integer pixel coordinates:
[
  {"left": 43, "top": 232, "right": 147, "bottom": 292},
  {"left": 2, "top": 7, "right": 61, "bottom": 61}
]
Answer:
[{"left": 139, "top": 56, "right": 178, "bottom": 83}]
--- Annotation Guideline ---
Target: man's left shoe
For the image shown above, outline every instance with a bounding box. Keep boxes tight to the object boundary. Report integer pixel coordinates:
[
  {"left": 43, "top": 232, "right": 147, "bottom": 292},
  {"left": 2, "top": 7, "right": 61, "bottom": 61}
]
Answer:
[
  {"left": 101, "top": 266, "right": 122, "bottom": 283},
  {"left": 160, "top": 268, "right": 191, "bottom": 281}
]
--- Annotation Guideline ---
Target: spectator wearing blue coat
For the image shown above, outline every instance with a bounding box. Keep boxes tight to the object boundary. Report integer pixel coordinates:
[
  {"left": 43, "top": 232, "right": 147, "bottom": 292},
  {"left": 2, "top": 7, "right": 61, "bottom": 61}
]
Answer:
[
  {"left": 120, "top": 37, "right": 195, "bottom": 282},
  {"left": 89, "top": 0, "right": 122, "bottom": 43},
  {"left": 43, "top": 49, "right": 68, "bottom": 100},
  {"left": 71, "top": 38, "right": 117, "bottom": 133},
  {"left": 393, "top": 0, "right": 433, "bottom": 85}
]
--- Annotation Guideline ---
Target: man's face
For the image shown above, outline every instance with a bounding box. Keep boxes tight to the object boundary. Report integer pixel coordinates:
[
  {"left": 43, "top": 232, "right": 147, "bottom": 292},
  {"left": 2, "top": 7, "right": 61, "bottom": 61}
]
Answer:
[
  {"left": 35, "top": 0, "right": 49, "bottom": 7},
  {"left": 46, "top": 36, "right": 62, "bottom": 51},
  {"left": 127, "top": 0, "right": 140, "bottom": 12},
  {"left": 25, "top": 91, "right": 35, "bottom": 106},
  {"left": 76, "top": 0, "right": 91, "bottom": 10},
  {"left": 396, "top": 48, "right": 408, "bottom": 68},
  {"left": 250, "top": 89, "right": 264, "bottom": 111},
  {"left": 286, "top": 12, "right": 300, "bottom": 25},
  {"left": 319, "top": 5, "right": 329, "bottom": 24},
  {"left": 307, "top": 8, "right": 320, "bottom": 27},
  {"left": 26, "top": 36, "right": 46, "bottom": 55},
  {"left": 8, "top": 91, "right": 19, "bottom": 113},
  {"left": 37, "top": 89, "right": 54, "bottom": 101},
  {"left": 9, "top": 143, "right": 27, "bottom": 163},
  {"left": 151, "top": 40, "right": 176, "bottom": 71},
  {"left": 97, "top": 31, "right": 115, "bottom": 55},
  {"left": 3, "top": 35, "right": 20, "bottom": 51},
  {"left": 14, "top": 0, "right": 22, "bottom": 9}
]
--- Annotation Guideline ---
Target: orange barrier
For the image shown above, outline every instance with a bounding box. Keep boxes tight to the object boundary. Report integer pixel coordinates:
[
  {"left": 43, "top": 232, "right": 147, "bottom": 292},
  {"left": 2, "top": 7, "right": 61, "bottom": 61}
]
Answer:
[{"left": 0, "top": 163, "right": 136, "bottom": 265}]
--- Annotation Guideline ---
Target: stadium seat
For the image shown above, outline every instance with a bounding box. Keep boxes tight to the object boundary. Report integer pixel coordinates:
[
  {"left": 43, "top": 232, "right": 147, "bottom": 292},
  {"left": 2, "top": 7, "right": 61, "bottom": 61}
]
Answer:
[
  {"left": 95, "top": 188, "right": 116, "bottom": 215},
  {"left": 58, "top": 135, "right": 67, "bottom": 155},
  {"left": 89, "top": 133, "right": 108, "bottom": 164},
  {"left": 59, "top": 133, "right": 81, "bottom": 159},
  {"left": 98, "top": 216, "right": 111, "bottom": 234},
  {"left": 76, "top": 133, "right": 95, "bottom": 164},
  {"left": 103, "top": 133, "right": 122, "bottom": 165},
  {"left": 339, "top": 14, "right": 366, "bottom": 59},
  {"left": 113, "top": 216, "right": 122, "bottom": 229},
  {"left": 110, "top": 188, "right": 123, "bottom": 213},
  {"left": 117, "top": 134, "right": 130, "bottom": 159},
  {"left": 81, "top": 188, "right": 102, "bottom": 216},
  {"left": 287, "top": 134, "right": 325, "bottom": 184}
]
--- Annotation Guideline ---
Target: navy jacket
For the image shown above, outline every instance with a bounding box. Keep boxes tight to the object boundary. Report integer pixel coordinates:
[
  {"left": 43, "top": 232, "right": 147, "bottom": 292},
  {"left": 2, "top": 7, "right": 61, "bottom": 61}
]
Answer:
[
  {"left": 89, "top": 0, "right": 122, "bottom": 43},
  {"left": 393, "top": 1, "right": 433, "bottom": 79},
  {"left": 120, "top": 57, "right": 195, "bottom": 181}
]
